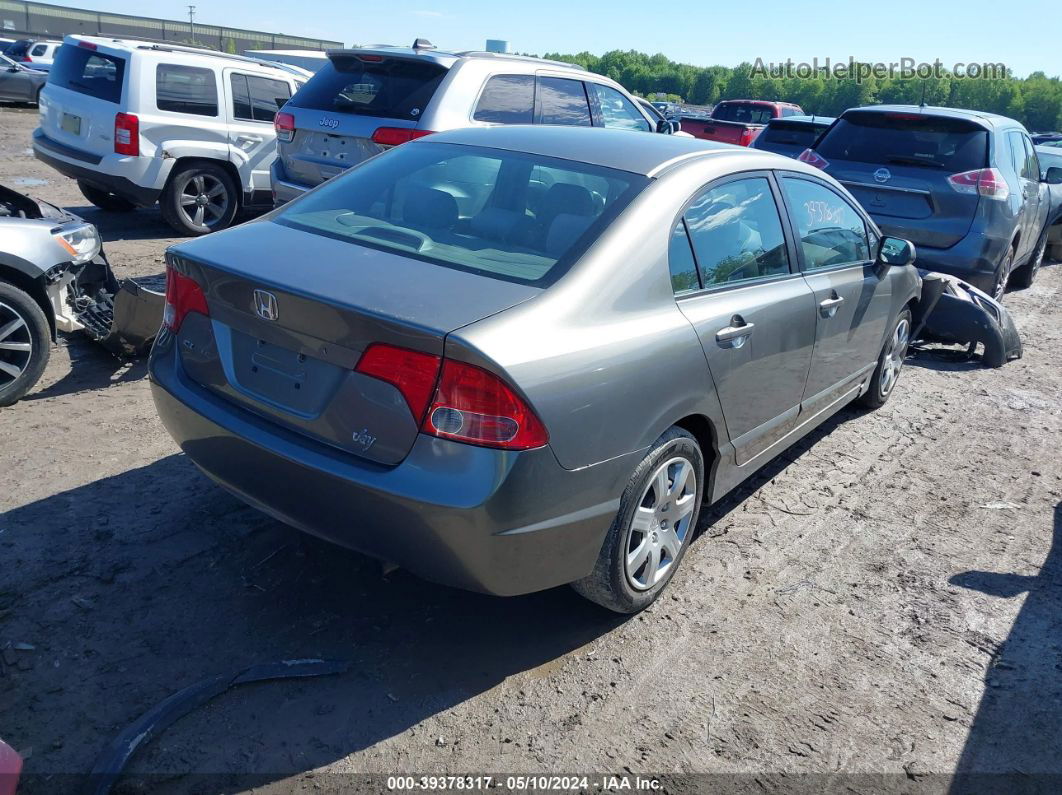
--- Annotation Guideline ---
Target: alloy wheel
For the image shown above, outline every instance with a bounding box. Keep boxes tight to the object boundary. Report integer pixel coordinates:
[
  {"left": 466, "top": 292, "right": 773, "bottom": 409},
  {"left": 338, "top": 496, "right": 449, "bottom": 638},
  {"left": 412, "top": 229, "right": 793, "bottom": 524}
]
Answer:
[
  {"left": 0, "top": 301, "right": 33, "bottom": 388},
  {"left": 624, "top": 456, "right": 697, "bottom": 591},
  {"left": 879, "top": 316, "right": 910, "bottom": 397},
  {"left": 177, "top": 173, "right": 230, "bottom": 230},
  {"left": 993, "top": 249, "right": 1014, "bottom": 301}
]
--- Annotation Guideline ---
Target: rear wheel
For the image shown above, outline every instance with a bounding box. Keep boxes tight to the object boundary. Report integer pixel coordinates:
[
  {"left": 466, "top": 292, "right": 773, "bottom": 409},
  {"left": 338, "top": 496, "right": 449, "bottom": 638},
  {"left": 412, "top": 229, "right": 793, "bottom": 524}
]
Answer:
[
  {"left": 858, "top": 308, "right": 911, "bottom": 410},
  {"left": 0, "top": 282, "right": 50, "bottom": 407},
  {"left": 1011, "top": 235, "right": 1046, "bottom": 290},
  {"left": 571, "top": 427, "right": 704, "bottom": 613},
  {"left": 991, "top": 246, "right": 1016, "bottom": 301},
  {"left": 160, "top": 162, "right": 238, "bottom": 236},
  {"left": 78, "top": 180, "right": 136, "bottom": 212}
]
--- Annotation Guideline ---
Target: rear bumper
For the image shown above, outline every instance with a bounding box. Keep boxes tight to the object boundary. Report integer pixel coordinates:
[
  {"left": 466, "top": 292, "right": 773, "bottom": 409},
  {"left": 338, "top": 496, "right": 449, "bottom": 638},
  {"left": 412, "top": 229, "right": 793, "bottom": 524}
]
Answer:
[
  {"left": 32, "top": 129, "right": 163, "bottom": 206},
  {"left": 270, "top": 159, "right": 311, "bottom": 206},
  {"left": 149, "top": 335, "right": 632, "bottom": 596}
]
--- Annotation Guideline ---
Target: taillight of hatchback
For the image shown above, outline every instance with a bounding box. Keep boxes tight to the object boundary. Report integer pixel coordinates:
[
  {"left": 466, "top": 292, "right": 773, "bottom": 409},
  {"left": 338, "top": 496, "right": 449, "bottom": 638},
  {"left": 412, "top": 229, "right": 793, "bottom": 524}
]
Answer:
[
  {"left": 947, "top": 167, "right": 1010, "bottom": 200},
  {"left": 797, "top": 148, "right": 829, "bottom": 169},
  {"left": 114, "top": 112, "right": 139, "bottom": 156},
  {"left": 163, "top": 263, "right": 209, "bottom": 332},
  {"left": 274, "top": 111, "right": 295, "bottom": 143},
  {"left": 354, "top": 343, "right": 548, "bottom": 450}
]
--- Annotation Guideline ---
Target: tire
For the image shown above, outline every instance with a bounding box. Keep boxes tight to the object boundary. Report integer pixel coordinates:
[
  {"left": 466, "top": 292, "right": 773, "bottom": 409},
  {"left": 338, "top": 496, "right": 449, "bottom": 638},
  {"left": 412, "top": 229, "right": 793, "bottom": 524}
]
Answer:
[
  {"left": 160, "top": 162, "right": 238, "bottom": 236},
  {"left": 857, "top": 308, "right": 911, "bottom": 411},
  {"left": 571, "top": 427, "right": 704, "bottom": 613},
  {"left": 991, "top": 246, "right": 1016, "bottom": 301},
  {"left": 34, "top": 86, "right": 42, "bottom": 106},
  {"left": 77, "top": 180, "right": 136, "bottom": 212},
  {"left": 1010, "top": 235, "right": 1046, "bottom": 290},
  {"left": 0, "top": 282, "right": 50, "bottom": 407}
]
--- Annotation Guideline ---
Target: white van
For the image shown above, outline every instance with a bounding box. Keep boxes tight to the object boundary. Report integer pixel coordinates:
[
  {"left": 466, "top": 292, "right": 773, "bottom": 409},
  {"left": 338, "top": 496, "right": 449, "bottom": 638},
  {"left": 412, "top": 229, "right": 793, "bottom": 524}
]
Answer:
[{"left": 33, "top": 36, "right": 304, "bottom": 235}]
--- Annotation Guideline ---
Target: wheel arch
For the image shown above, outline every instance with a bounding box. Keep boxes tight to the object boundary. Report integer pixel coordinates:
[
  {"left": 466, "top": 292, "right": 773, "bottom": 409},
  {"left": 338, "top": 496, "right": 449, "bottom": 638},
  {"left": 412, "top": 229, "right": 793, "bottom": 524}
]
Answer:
[
  {"left": 672, "top": 413, "right": 721, "bottom": 499},
  {"left": 0, "top": 265, "right": 55, "bottom": 339},
  {"left": 163, "top": 157, "right": 243, "bottom": 208}
]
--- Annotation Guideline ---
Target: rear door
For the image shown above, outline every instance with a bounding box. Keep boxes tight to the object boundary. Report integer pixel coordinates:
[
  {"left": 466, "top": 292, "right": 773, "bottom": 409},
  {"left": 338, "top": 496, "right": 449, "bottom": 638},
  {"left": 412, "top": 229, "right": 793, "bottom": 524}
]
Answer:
[
  {"left": 39, "top": 42, "right": 128, "bottom": 159},
  {"left": 777, "top": 173, "right": 893, "bottom": 413},
  {"left": 0, "top": 55, "right": 32, "bottom": 101},
  {"left": 224, "top": 70, "right": 292, "bottom": 196},
  {"left": 533, "top": 75, "right": 593, "bottom": 126},
  {"left": 280, "top": 53, "right": 449, "bottom": 187},
  {"left": 1012, "top": 131, "right": 1044, "bottom": 258},
  {"left": 668, "top": 172, "right": 817, "bottom": 465},
  {"left": 816, "top": 111, "right": 990, "bottom": 248}
]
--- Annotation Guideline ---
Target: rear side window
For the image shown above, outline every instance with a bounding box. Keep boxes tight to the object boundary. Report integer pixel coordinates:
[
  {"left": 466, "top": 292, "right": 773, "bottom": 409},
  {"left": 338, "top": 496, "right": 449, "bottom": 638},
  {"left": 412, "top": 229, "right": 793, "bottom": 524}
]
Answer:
[
  {"left": 817, "top": 112, "right": 989, "bottom": 172},
  {"left": 473, "top": 75, "right": 534, "bottom": 124},
  {"left": 668, "top": 221, "right": 700, "bottom": 294},
  {"left": 31, "top": 44, "right": 47, "bottom": 56},
  {"left": 587, "top": 83, "right": 651, "bottom": 132},
  {"left": 535, "top": 77, "right": 591, "bottom": 126},
  {"left": 714, "top": 103, "right": 774, "bottom": 124},
  {"left": 289, "top": 57, "right": 446, "bottom": 119},
  {"left": 781, "top": 177, "right": 870, "bottom": 269},
  {"left": 682, "top": 176, "right": 790, "bottom": 286},
  {"left": 157, "top": 64, "right": 218, "bottom": 116},
  {"left": 230, "top": 74, "right": 291, "bottom": 122},
  {"left": 48, "top": 45, "right": 126, "bottom": 104}
]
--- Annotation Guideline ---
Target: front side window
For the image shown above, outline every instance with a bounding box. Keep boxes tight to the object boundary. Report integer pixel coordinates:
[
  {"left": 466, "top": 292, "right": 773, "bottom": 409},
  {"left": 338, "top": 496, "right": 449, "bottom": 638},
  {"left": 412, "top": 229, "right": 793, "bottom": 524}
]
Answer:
[
  {"left": 156, "top": 64, "right": 217, "bottom": 116},
  {"left": 781, "top": 176, "right": 870, "bottom": 269},
  {"left": 682, "top": 176, "right": 790, "bottom": 287},
  {"left": 230, "top": 73, "right": 290, "bottom": 122},
  {"left": 473, "top": 74, "right": 534, "bottom": 124},
  {"left": 275, "top": 142, "right": 647, "bottom": 285},
  {"left": 587, "top": 83, "right": 651, "bottom": 132},
  {"left": 535, "top": 77, "right": 591, "bottom": 126}
]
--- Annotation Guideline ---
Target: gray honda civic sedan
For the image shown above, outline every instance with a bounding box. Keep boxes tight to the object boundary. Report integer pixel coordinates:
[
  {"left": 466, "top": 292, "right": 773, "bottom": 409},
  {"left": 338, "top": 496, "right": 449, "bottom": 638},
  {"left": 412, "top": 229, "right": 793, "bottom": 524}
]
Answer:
[{"left": 150, "top": 126, "right": 921, "bottom": 612}]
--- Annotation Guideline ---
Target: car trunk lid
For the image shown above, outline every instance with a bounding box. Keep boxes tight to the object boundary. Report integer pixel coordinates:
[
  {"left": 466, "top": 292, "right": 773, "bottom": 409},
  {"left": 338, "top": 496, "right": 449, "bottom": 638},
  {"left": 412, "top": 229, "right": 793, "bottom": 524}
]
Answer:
[{"left": 170, "top": 220, "right": 539, "bottom": 465}]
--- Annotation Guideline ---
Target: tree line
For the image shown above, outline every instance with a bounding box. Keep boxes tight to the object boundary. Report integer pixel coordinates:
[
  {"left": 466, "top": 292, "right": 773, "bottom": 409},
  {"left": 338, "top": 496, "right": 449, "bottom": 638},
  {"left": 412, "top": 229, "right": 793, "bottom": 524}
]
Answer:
[{"left": 539, "top": 50, "right": 1062, "bottom": 132}]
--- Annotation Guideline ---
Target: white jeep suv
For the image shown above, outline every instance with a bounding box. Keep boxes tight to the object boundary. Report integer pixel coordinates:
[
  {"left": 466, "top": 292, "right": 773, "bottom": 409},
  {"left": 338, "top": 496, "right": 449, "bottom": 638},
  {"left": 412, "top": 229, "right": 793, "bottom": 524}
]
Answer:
[{"left": 33, "top": 36, "right": 305, "bottom": 235}]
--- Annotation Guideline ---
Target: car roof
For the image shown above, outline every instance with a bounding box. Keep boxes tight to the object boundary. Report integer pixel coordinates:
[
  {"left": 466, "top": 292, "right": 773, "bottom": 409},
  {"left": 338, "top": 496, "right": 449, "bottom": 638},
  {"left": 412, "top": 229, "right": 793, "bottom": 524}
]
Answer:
[
  {"left": 324, "top": 45, "right": 585, "bottom": 72},
  {"left": 844, "top": 104, "right": 1021, "bottom": 130},
  {"left": 767, "top": 115, "right": 835, "bottom": 126},
  {"left": 65, "top": 35, "right": 297, "bottom": 76},
  {"left": 421, "top": 125, "right": 787, "bottom": 176}
]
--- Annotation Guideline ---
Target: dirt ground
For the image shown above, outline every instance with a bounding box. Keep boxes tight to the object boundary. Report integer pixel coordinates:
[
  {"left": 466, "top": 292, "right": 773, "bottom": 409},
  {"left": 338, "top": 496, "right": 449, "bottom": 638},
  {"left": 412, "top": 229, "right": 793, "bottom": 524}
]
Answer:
[{"left": 2, "top": 103, "right": 1061, "bottom": 794}]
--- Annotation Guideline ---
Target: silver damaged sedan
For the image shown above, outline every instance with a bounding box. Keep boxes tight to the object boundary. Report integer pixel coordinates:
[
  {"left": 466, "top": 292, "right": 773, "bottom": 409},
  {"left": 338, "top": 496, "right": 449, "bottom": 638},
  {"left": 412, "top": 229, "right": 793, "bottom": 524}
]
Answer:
[{"left": 150, "top": 126, "right": 921, "bottom": 612}]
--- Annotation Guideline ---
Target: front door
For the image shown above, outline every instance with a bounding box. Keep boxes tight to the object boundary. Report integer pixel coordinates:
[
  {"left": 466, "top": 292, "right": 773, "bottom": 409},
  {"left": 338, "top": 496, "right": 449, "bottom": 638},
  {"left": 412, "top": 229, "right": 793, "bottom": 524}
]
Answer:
[
  {"left": 777, "top": 174, "right": 894, "bottom": 413},
  {"left": 224, "top": 70, "right": 293, "bottom": 199},
  {"left": 668, "top": 173, "right": 817, "bottom": 465}
]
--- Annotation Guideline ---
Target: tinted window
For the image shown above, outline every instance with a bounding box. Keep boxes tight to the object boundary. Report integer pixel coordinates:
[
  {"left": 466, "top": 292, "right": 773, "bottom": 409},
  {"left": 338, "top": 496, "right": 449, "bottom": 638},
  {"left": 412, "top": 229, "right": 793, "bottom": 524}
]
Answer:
[
  {"left": 817, "top": 112, "right": 989, "bottom": 172},
  {"left": 276, "top": 142, "right": 647, "bottom": 285},
  {"left": 473, "top": 74, "right": 534, "bottom": 124},
  {"left": 156, "top": 64, "right": 217, "bottom": 116},
  {"left": 683, "top": 177, "right": 790, "bottom": 286},
  {"left": 289, "top": 57, "right": 446, "bottom": 119},
  {"left": 781, "top": 177, "right": 870, "bottom": 269},
  {"left": 759, "top": 122, "right": 822, "bottom": 148},
  {"left": 669, "top": 221, "right": 700, "bottom": 294},
  {"left": 536, "top": 77, "right": 591, "bottom": 126},
  {"left": 1021, "top": 134, "right": 1039, "bottom": 180},
  {"left": 48, "top": 45, "right": 125, "bottom": 103},
  {"left": 713, "top": 103, "right": 774, "bottom": 124},
  {"left": 230, "top": 73, "right": 290, "bottom": 122},
  {"left": 1038, "top": 148, "right": 1062, "bottom": 178},
  {"left": 30, "top": 44, "right": 47, "bottom": 56},
  {"left": 587, "top": 83, "right": 651, "bottom": 132}
]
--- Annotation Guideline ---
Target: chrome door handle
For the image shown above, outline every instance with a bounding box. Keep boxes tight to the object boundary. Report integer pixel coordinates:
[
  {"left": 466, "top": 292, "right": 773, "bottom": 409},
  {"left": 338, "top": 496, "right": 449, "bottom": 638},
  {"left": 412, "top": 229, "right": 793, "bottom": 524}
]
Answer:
[
  {"left": 819, "top": 296, "right": 845, "bottom": 317},
  {"left": 715, "top": 321, "right": 755, "bottom": 347}
]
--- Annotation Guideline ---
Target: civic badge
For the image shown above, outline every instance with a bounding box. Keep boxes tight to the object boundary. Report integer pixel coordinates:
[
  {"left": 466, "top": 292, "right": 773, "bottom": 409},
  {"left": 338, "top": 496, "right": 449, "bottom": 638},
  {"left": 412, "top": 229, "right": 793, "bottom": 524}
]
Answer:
[
  {"left": 874, "top": 167, "right": 891, "bottom": 184},
  {"left": 253, "top": 289, "right": 279, "bottom": 321}
]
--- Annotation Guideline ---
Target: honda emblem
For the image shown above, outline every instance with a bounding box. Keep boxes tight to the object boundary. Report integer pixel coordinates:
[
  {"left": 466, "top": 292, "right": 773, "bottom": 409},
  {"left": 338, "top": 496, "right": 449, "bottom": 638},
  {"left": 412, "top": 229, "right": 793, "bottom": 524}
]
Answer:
[{"left": 254, "top": 289, "right": 279, "bottom": 321}]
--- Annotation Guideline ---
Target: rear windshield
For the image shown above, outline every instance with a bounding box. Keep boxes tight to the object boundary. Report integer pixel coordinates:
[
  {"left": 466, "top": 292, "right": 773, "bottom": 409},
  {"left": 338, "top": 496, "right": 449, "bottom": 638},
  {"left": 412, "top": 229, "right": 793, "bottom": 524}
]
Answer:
[
  {"left": 48, "top": 44, "right": 126, "bottom": 104},
  {"left": 714, "top": 103, "right": 774, "bottom": 124},
  {"left": 817, "top": 112, "right": 989, "bottom": 171},
  {"left": 288, "top": 56, "right": 447, "bottom": 120},
  {"left": 275, "top": 141, "right": 648, "bottom": 286},
  {"left": 759, "top": 122, "right": 825, "bottom": 147}
]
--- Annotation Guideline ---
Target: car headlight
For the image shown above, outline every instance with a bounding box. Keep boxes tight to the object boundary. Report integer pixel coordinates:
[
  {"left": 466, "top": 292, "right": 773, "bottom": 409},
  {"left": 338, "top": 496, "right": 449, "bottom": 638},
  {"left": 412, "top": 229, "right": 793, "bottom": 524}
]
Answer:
[{"left": 53, "top": 222, "right": 101, "bottom": 265}]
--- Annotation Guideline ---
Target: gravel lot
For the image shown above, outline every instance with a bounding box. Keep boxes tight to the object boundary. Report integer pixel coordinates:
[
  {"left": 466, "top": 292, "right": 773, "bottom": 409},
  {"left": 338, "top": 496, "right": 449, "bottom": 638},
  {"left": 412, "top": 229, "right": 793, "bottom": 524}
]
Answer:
[{"left": 2, "top": 103, "right": 1061, "bottom": 793}]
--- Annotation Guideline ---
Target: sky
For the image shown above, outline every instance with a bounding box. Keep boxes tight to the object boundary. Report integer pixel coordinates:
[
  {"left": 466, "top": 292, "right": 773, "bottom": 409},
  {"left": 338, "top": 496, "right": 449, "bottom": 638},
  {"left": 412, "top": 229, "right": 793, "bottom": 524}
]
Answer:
[{"left": 56, "top": 0, "right": 1061, "bottom": 78}]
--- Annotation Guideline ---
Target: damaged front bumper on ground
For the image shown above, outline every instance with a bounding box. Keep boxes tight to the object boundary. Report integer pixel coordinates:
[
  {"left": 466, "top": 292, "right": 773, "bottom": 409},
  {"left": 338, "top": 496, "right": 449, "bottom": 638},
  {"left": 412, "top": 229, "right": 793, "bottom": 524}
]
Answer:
[{"left": 912, "top": 269, "right": 1023, "bottom": 368}]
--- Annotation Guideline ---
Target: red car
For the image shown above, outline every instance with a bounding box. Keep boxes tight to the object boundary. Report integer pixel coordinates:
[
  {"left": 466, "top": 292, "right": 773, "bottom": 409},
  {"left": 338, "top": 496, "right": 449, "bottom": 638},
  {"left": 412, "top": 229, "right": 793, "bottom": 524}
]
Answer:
[{"left": 680, "top": 100, "right": 805, "bottom": 146}]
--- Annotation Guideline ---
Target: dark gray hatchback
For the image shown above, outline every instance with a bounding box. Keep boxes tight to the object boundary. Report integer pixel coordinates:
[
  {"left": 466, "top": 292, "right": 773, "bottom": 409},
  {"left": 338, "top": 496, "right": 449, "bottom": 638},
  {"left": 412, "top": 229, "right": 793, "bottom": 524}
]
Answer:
[{"left": 801, "top": 106, "right": 1052, "bottom": 298}]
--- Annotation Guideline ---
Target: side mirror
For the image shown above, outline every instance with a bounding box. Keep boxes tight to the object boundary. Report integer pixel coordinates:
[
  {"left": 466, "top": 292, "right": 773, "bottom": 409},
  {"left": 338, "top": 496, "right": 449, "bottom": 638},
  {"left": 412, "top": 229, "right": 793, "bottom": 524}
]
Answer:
[
  {"left": 877, "top": 236, "right": 916, "bottom": 267},
  {"left": 1044, "top": 166, "right": 1062, "bottom": 185},
  {"left": 669, "top": 120, "right": 681, "bottom": 133},
  {"left": 5, "top": 66, "right": 18, "bottom": 72},
  {"left": 656, "top": 118, "right": 672, "bottom": 134}
]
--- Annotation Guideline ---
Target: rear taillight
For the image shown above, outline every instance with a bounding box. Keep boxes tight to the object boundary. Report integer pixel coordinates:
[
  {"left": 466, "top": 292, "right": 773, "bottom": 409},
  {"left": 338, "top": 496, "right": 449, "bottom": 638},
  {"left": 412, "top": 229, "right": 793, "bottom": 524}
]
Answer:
[
  {"left": 797, "top": 148, "right": 829, "bottom": 169},
  {"left": 947, "top": 167, "right": 1009, "bottom": 201},
  {"left": 738, "top": 128, "right": 753, "bottom": 147},
  {"left": 423, "top": 359, "right": 548, "bottom": 450},
  {"left": 354, "top": 343, "right": 442, "bottom": 423},
  {"left": 371, "top": 127, "right": 434, "bottom": 146},
  {"left": 163, "top": 264, "right": 209, "bottom": 332},
  {"left": 114, "top": 112, "right": 139, "bottom": 156},
  {"left": 274, "top": 111, "right": 295, "bottom": 143}
]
